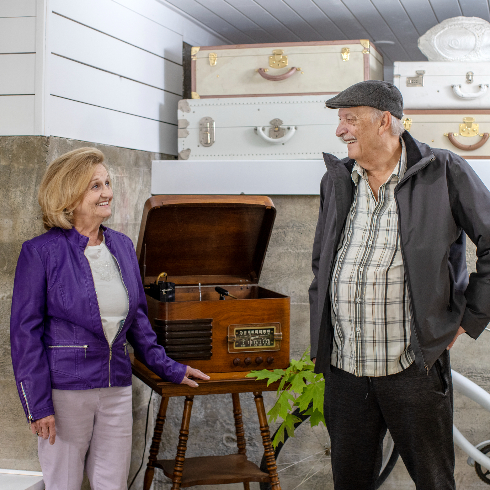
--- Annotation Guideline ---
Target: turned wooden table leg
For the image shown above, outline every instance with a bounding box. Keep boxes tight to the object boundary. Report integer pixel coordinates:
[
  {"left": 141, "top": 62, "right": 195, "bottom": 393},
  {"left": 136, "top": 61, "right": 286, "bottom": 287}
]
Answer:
[
  {"left": 231, "top": 393, "right": 250, "bottom": 490},
  {"left": 171, "top": 395, "right": 194, "bottom": 490},
  {"left": 254, "top": 391, "right": 281, "bottom": 490},
  {"left": 232, "top": 392, "right": 247, "bottom": 455},
  {"left": 143, "top": 396, "right": 169, "bottom": 490}
]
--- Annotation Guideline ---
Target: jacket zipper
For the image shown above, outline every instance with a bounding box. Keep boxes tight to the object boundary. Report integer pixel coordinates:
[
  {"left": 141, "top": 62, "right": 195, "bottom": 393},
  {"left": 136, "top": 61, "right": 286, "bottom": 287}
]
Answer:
[
  {"left": 48, "top": 345, "right": 89, "bottom": 358},
  {"left": 105, "top": 252, "right": 129, "bottom": 387},
  {"left": 20, "top": 382, "right": 33, "bottom": 422},
  {"left": 394, "top": 156, "right": 435, "bottom": 374},
  {"left": 123, "top": 341, "right": 129, "bottom": 356}
]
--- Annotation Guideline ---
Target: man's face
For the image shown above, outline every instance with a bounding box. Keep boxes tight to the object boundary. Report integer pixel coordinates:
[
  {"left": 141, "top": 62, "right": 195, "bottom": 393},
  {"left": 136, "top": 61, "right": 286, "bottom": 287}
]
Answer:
[{"left": 335, "top": 107, "right": 380, "bottom": 162}]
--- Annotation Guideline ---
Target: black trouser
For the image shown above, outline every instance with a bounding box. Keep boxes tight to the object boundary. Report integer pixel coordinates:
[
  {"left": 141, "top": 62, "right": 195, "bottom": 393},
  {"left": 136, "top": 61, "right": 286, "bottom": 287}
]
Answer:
[{"left": 324, "top": 350, "right": 455, "bottom": 490}]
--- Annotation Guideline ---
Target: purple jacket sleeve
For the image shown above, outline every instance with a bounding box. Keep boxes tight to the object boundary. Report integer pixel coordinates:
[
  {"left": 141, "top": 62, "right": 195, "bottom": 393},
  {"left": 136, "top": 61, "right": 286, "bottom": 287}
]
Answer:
[
  {"left": 125, "top": 242, "right": 187, "bottom": 384},
  {"left": 10, "top": 242, "right": 54, "bottom": 422}
]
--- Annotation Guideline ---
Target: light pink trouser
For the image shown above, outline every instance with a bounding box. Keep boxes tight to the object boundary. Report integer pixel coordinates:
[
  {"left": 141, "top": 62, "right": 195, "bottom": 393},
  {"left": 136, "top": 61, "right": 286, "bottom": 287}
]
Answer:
[{"left": 38, "top": 386, "right": 132, "bottom": 490}]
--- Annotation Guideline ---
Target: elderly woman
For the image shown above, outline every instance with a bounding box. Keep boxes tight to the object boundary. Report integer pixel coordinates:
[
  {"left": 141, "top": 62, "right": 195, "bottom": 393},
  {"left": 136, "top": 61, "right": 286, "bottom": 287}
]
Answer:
[{"left": 10, "top": 148, "right": 208, "bottom": 490}]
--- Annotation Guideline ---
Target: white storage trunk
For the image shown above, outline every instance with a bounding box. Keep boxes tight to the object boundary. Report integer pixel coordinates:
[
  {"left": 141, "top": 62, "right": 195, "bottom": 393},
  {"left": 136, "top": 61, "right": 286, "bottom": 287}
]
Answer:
[
  {"left": 177, "top": 96, "right": 348, "bottom": 160},
  {"left": 191, "top": 41, "right": 383, "bottom": 99},
  {"left": 402, "top": 110, "right": 490, "bottom": 158},
  {"left": 394, "top": 62, "right": 490, "bottom": 109}
]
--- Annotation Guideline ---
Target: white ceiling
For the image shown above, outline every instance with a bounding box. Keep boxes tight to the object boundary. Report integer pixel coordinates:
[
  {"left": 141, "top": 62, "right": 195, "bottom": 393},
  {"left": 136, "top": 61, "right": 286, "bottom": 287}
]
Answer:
[{"left": 161, "top": 0, "right": 490, "bottom": 80}]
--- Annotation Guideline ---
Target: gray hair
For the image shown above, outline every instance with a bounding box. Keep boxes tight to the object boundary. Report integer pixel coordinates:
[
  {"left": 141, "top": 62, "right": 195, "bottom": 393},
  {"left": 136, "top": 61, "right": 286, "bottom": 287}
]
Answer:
[{"left": 370, "top": 108, "right": 405, "bottom": 137}]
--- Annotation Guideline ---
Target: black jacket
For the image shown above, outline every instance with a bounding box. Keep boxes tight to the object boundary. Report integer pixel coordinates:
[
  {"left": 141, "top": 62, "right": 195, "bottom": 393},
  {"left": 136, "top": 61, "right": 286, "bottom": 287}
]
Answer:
[{"left": 309, "top": 131, "right": 490, "bottom": 374}]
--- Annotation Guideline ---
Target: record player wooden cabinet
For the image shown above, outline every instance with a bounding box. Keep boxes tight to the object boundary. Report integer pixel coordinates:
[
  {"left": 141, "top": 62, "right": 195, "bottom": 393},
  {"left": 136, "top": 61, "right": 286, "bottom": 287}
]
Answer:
[
  {"left": 134, "top": 195, "right": 288, "bottom": 489},
  {"left": 135, "top": 195, "right": 290, "bottom": 372}
]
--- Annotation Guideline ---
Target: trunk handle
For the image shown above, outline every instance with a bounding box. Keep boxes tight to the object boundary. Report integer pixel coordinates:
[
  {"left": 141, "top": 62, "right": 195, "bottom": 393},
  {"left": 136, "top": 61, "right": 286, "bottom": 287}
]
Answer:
[
  {"left": 452, "top": 84, "right": 489, "bottom": 99},
  {"left": 257, "top": 67, "right": 298, "bottom": 81},
  {"left": 446, "top": 132, "right": 489, "bottom": 151},
  {"left": 254, "top": 125, "right": 296, "bottom": 144}
]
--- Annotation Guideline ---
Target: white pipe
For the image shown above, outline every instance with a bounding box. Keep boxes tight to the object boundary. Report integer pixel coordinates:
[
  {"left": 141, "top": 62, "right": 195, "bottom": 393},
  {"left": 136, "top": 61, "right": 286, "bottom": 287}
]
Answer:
[
  {"left": 452, "top": 370, "right": 490, "bottom": 412},
  {"left": 451, "top": 369, "right": 490, "bottom": 471},
  {"left": 453, "top": 426, "right": 490, "bottom": 471}
]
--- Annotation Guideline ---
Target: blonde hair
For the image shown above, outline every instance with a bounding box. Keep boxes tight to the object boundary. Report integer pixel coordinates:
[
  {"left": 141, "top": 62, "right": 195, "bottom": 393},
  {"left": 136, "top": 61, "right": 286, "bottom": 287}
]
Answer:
[{"left": 38, "top": 147, "right": 109, "bottom": 230}]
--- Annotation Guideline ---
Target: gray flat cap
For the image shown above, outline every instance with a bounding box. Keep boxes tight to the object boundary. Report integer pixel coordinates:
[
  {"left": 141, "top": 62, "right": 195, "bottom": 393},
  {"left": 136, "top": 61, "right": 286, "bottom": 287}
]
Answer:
[{"left": 325, "top": 80, "right": 403, "bottom": 119}]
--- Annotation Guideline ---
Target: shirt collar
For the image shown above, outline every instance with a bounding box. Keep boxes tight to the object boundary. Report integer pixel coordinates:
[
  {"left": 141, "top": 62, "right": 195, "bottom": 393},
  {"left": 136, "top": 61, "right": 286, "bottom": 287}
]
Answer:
[{"left": 352, "top": 138, "right": 407, "bottom": 186}]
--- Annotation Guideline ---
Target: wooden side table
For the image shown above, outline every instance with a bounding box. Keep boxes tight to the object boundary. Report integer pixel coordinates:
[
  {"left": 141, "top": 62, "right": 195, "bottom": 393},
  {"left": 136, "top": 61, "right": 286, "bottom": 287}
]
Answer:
[{"left": 131, "top": 357, "right": 281, "bottom": 490}]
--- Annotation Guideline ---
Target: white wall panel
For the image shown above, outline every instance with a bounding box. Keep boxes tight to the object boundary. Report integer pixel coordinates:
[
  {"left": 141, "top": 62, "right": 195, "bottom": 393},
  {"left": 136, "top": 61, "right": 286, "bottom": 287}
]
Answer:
[
  {"left": 50, "top": 0, "right": 183, "bottom": 64},
  {"left": 50, "top": 14, "right": 182, "bottom": 95},
  {"left": 0, "top": 17, "right": 35, "bottom": 53},
  {"left": 0, "top": 53, "right": 35, "bottom": 93},
  {"left": 48, "top": 96, "right": 177, "bottom": 154},
  {"left": 0, "top": 0, "right": 36, "bottom": 18},
  {"left": 50, "top": 55, "right": 179, "bottom": 124},
  {"left": 151, "top": 159, "right": 326, "bottom": 195},
  {"left": 0, "top": 95, "right": 35, "bottom": 134},
  {"left": 112, "top": 0, "right": 229, "bottom": 46}
]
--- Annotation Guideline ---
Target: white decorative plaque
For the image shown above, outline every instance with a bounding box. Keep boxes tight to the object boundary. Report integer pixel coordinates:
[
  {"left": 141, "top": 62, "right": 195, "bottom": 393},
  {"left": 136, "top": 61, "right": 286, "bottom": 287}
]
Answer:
[{"left": 418, "top": 16, "right": 490, "bottom": 62}]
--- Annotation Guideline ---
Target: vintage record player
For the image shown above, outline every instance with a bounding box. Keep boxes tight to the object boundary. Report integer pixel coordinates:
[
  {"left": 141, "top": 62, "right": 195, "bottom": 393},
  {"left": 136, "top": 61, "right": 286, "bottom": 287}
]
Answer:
[{"left": 135, "top": 195, "right": 290, "bottom": 373}]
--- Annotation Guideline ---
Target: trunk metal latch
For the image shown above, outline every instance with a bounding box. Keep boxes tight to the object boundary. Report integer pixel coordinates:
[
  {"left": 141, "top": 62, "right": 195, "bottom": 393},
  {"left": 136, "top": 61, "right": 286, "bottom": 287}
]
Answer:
[
  {"left": 199, "top": 117, "right": 215, "bottom": 147},
  {"left": 459, "top": 117, "right": 482, "bottom": 137},
  {"left": 269, "top": 49, "right": 288, "bottom": 69},
  {"left": 269, "top": 118, "right": 286, "bottom": 139},
  {"left": 406, "top": 70, "right": 425, "bottom": 87}
]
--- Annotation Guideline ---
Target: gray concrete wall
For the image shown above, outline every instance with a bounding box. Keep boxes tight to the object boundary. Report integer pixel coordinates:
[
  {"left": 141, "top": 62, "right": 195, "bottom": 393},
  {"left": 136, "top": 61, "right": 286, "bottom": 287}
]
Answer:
[{"left": 0, "top": 135, "right": 170, "bottom": 489}]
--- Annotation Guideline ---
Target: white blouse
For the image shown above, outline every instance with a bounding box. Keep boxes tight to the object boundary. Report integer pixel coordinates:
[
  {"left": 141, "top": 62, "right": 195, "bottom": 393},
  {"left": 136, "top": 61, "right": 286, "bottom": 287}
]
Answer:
[{"left": 84, "top": 239, "right": 129, "bottom": 345}]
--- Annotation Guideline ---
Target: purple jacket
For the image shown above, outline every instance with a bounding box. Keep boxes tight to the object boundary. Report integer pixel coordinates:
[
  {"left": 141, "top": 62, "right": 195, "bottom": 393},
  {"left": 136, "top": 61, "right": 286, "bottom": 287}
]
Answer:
[{"left": 10, "top": 226, "right": 187, "bottom": 422}]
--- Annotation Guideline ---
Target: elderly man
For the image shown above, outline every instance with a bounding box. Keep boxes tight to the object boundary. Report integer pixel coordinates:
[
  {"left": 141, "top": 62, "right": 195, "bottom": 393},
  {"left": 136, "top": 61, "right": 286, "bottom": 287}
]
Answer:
[{"left": 309, "top": 80, "right": 490, "bottom": 489}]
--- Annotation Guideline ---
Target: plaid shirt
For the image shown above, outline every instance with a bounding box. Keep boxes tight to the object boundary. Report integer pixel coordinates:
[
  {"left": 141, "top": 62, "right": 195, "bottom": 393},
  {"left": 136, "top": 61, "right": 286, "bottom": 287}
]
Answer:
[{"left": 330, "top": 141, "right": 414, "bottom": 376}]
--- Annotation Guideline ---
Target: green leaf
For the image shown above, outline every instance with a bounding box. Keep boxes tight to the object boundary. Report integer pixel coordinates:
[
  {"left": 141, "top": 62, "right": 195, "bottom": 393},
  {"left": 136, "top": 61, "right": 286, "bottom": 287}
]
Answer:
[
  {"left": 246, "top": 368, "right": 285, "bottom": 381},
  {"left": 308, "top": 408, "right": 325, "bottom": 428},
  {"left": 289, "top": 372, "right": 307, "bottom": 395},
  {"left": 267, "top": 390, "right": 294, "bottom": 423},
  {"left": 272, "top": 423, "right": 286, "bottom": 447},
  {"left": 266, "top": 369, "right": 289, "bottom": 386}
]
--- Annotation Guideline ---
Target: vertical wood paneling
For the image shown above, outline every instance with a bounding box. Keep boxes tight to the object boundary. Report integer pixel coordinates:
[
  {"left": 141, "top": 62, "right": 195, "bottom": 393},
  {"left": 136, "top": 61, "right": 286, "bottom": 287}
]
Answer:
[
  {"left": 281, "top": 0, "right": 347, "bottom": 40},
  {"left": 370, "top": 0, "right": 427, "bottom": 60},
  {"left": 252, "top": 0, "right": 325, "bottom": 42},
  {"left": 112, "top": 0, "right": 229, "bottom": 46},
  {"left": 308, "top": 0, "right": 372, "bottom": 41},
  {"left": 50, "top": 0, "right": 183, "bottom": 65},
  {"left": 162, "top": 0, "right": 255, "bottom": 44},
  {"left": 0, "top": 0, "right": 36, "bottom": 18},
  {"left": 459, "top": 0, "right": 490, "bottom": 21},
  {"left": 187, "top": 0, "right": 277, "bottom": 44},
  {"left": 398, "top": 0, "right": 439, "bottom": 38},
  {"left": 0, "top": 17, "right": 35, "bottom": 53},
  {"left": 429, "top": 0, "right": 462, "bottom": 22},
  {"left": 224, "top": 0, "right": 302, "bottom": 42},
  {"left": 340, "top": 0, "right": 409, "bottom": 62},
  {"left": 0, "top": 54, "right": 35, "bottom": 93}
]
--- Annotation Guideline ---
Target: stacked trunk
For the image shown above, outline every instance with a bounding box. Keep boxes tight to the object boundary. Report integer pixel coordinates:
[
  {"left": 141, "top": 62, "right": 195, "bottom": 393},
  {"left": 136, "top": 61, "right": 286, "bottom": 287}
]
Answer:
[
  {"left": 178, "top": 40, "right": 384, "bottom": 161},
  {"left": 394, "top": 62, "right": 490, "bottom": 167}
]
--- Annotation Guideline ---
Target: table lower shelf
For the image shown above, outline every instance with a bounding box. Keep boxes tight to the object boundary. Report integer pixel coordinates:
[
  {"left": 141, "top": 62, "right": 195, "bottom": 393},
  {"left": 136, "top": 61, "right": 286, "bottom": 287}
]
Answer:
[{"left": 156, "top": 454, "right": 270, "bottom": 487}]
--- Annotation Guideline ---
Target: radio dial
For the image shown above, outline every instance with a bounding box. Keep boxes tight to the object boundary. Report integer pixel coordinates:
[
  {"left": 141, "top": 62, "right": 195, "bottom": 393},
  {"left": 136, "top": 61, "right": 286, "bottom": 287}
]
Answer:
[
  {"left": 267, "top": 356, "right": 274, "bottom": 364},
  {"left": 255, "top": 357, "right": 263, "bottom": 365},
  {"left": 244, "top": 357, "right": 252, "bottom": 366},
  {"left": 233, "top": 358, "right": 241, "bottom": 366}
]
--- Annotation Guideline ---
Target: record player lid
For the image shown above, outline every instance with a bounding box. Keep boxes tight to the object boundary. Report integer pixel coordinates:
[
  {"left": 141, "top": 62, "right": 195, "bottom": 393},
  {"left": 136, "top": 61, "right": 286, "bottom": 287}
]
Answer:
[{"left": 136, "top": 195, "right": 276, "bottom": 285}]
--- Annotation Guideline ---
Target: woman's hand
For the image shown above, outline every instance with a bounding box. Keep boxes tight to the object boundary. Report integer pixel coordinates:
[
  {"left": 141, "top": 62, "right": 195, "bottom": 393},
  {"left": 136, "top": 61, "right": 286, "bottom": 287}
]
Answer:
[
  {"left": 180, "top": 365, "right": 210, "bottom": 388},
  {"left": 31, "top": 415, "right": 56, "bottom": 445}
]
